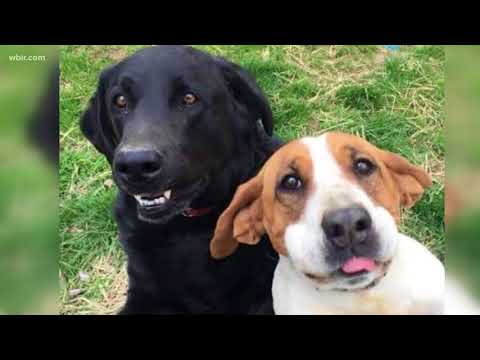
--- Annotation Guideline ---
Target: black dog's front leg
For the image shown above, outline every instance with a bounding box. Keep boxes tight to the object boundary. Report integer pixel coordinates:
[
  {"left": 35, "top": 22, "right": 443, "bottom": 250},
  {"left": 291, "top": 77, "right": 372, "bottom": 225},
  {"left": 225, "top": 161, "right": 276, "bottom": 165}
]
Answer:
[
  {"left": 117, "top": 252, "right": 184, "bottom": 315},
  {"left": 117, "top": 290, "right": 159, "bottom": 315},
  {"left": 118, "top": 286, "right": 183, "bottom": 315}
]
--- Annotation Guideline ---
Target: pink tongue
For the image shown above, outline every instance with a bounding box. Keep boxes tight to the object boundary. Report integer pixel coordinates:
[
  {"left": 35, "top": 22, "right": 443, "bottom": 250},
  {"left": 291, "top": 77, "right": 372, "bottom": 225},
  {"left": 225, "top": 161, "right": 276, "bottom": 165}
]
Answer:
[{"left": 341, "top": 257, "right": 376, "bottom": 274}]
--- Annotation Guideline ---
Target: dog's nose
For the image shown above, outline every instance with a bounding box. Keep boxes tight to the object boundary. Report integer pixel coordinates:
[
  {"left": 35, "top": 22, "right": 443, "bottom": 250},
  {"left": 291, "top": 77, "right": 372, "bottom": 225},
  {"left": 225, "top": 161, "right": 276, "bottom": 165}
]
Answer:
[
  {"left": 322, "top": 207, "right": 372, "bottom": 248},
  {"left": 114, "top": 149, "right": 163, "bottom": 180}
]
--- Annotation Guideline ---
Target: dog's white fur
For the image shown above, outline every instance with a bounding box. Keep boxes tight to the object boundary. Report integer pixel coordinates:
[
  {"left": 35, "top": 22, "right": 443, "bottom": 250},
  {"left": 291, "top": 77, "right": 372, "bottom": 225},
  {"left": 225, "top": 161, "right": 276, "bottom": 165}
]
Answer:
[{"left": 274, "top": 234, "right": 444, "bottom": 314}]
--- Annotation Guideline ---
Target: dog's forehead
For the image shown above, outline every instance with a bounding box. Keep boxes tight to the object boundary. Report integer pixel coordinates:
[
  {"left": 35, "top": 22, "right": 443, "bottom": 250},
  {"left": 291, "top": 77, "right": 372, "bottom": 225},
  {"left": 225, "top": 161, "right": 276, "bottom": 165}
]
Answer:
[
  {"left": 299, "top": 133, "right": 386, "bottom": 204},
  {"left": 116, "top": 46, "right": 216, "bottom": 81},
  {"left": 300, "top": 132, "right": 382, "bottom": 180},
  {"left": 264, "top": 140, "right": 313, "bottom": 179},
  {"left": 264, "top": 134, "right": 366, "bottom": 188},
  {"left": 326, "top": 132, "right": 381, "bottom": 160}
]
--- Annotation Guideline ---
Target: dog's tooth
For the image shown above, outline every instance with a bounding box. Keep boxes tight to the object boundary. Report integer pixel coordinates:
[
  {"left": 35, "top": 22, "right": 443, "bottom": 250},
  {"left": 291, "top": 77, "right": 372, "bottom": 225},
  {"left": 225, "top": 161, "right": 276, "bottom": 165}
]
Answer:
[{"left": 135, "top": 194, "right": 170, "bottom": 207}]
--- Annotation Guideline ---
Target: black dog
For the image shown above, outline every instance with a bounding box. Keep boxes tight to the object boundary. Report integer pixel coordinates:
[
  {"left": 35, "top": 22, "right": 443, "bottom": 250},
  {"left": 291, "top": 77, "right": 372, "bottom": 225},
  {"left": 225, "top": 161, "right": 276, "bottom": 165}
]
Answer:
[{"left": 80, "top": 45, "right": 282, "bottom": 314}]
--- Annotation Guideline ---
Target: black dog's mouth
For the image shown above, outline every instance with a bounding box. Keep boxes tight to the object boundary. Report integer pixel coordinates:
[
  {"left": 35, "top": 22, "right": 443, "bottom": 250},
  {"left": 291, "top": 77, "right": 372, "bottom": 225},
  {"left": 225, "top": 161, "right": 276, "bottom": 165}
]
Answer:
[
  {"left": 133, "top": 177, "right": 209, "bottom": 224},
  {"left": 134, "top": 190, "right": 173, "bottom": 209}
]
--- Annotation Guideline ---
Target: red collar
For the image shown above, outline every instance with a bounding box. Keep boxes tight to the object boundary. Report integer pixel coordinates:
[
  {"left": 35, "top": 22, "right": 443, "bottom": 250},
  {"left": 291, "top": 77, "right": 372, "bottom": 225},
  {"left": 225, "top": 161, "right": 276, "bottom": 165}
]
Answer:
[{"left": 182, "top": 207, "right": 213, "bottom": 218}]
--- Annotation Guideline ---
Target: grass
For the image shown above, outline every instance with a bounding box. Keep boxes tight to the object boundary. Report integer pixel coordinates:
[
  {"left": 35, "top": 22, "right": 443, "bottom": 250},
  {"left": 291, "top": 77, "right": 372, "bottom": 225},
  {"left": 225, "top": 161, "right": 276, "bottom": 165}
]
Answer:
[{"left": 59, "top": 45, "right": 445, "bottom": 314}]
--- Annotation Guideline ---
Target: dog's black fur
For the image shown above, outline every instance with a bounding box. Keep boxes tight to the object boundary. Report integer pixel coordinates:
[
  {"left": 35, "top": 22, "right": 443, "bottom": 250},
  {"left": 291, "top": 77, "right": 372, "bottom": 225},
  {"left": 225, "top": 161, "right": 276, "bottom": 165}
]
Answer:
[{"left": 80, "top": 45, "right": 282, "bottom": 314}]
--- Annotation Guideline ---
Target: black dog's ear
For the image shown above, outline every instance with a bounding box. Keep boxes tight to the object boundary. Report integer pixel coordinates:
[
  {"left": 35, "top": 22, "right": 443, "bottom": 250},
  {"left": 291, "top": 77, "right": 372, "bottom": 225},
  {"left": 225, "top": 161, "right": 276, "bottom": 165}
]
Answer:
[
  {"left": 214, "top": 57, "right": 273, "bottom": 136},
  {"left": 80, "top": 66, "right": 117, "bottom": 164}
]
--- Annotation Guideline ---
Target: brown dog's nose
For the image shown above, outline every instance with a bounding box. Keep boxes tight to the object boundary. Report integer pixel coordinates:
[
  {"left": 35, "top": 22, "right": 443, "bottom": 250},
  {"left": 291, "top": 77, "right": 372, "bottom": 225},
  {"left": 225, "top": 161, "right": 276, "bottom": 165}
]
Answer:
[
  {"left": 115, "top": 149, "right": 163, "bottom": 181},
  {"left": 321, "top": 207, "right": 372, "bottom": 248}
]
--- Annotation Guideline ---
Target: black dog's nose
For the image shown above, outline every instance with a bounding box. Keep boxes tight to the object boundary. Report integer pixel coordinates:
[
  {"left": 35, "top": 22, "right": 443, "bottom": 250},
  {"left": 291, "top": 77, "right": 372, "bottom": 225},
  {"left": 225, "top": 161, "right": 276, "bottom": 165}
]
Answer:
[
  {"left": 115, "top": 149, "right": 162, "bottom": 180},
  {"left": 322, "top": 207, "right": 372, "bottom": 248}
]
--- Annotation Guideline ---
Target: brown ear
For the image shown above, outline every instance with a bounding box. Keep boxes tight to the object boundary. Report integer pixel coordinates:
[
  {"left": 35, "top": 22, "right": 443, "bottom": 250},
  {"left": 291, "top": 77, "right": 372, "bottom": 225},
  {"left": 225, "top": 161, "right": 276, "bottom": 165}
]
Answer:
[
  {"left": 380, "top": 150, "right": 433, "bottom": 209},
  {"left": 210, "top": 172, "right": 265, "bottom": 259}
]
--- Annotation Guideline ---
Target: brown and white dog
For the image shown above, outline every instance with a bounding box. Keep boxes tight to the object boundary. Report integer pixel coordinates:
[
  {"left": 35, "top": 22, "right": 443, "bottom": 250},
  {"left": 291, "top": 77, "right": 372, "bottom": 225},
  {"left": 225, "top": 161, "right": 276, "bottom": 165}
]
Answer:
[{"left": 209, "top": 132, "right": 444, "bottom": 315}]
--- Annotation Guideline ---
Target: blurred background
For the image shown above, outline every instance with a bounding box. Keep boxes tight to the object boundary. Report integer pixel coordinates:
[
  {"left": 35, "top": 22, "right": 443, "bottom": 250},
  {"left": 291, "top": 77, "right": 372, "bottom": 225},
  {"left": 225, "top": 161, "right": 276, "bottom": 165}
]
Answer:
[
  {"left": 0, "top": 45, "right": 58, "bottom": 314},
  {"left": 446, "top": 46, "right": 480, "bottom": 314}
]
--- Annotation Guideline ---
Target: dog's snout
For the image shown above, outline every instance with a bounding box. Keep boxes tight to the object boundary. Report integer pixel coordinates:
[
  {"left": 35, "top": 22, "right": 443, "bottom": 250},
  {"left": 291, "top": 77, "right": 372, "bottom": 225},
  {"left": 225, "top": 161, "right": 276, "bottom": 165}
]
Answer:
[
  {"left": 115, "top": 149, "right": 163, "bottom": 180},
  {"left": 322, "top": 207, "right": 372, "bottom": 249}
]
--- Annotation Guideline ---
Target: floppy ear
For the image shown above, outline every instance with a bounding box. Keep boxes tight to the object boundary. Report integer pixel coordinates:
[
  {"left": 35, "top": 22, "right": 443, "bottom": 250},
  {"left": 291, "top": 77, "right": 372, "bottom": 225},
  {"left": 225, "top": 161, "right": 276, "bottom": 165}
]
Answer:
[
  {"left": 210, "top": 171, "right": 266, "bottom": 259},
  {"left": 214, "top": 57, "right": 273, "bottom": 136},
  {"left": 380, "top": 150, "right": 433, "bottom": 209},
  {"left": 80, "top": 66, "right": 117, "bottom": 164}
]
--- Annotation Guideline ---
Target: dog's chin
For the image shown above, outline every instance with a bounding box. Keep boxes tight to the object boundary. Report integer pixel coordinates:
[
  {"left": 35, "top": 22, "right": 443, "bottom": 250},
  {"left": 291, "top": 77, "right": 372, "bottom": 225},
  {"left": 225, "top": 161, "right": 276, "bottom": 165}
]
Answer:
[
  {"left": 330, "top": 271, "right": 384, "bottom": 292},
  {"left": 120, "top": 177, "right": 210, "bottom": 225},
  {"left": 304, "top": 259, "right": 392, "bottom": 292},
  {"left": 137, "top": 198, "right": 194, "bottom": 225}
]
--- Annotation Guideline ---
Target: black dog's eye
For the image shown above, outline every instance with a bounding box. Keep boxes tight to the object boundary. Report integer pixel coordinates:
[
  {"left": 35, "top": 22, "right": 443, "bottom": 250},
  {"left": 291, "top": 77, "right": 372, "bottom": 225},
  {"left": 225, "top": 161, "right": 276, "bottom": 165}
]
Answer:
[
  {"left": 280, "top": 174, "right": 303, "bottom": 191},
  {"left": 183, "top": 93, "right": 197, "bottom": 105},
  {"left": 114, "top": 94, "right": 128, "bottom": 109},
  {"left": 353, "top": 158, "right": 376, "bottom": 176}
]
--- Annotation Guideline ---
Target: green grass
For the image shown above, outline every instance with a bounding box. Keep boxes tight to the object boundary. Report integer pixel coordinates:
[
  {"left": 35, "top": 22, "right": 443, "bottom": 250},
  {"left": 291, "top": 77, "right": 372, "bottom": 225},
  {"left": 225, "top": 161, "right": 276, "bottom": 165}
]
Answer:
[{"left": 59, "top": 45, "right": 445, "bottom": 314}]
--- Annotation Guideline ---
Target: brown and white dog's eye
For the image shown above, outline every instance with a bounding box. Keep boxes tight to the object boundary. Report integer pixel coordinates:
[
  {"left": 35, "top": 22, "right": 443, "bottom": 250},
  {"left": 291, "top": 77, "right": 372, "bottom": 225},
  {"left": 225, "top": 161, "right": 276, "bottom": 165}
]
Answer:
[
  {"left": 114, "top": 94, "right": 128, "bottom": 109},
  {"left": 183, "top": 93, "right": 198, "bottom": 105},
  {"left": 353, "top": 158, "right": 376, "bottom": 176},
  {"left": 279, "top": 174, "right": 303, "bottom": 191}
]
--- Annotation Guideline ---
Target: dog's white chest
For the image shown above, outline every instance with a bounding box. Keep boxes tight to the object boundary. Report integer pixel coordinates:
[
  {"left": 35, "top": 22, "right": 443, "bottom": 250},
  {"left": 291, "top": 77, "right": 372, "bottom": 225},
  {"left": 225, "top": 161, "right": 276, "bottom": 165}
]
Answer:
[{"left": 272, "top": 234, "right": 444, "bottom": 315}]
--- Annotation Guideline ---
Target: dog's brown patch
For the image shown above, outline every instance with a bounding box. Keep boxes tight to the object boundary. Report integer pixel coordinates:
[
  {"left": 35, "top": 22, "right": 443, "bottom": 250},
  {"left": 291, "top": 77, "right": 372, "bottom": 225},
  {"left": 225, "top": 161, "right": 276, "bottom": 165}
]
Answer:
[
  {"left": 210, "top": 140, "right": 313, "bottom": 258},
  {"left": 326, "top": 132, "right": 432, "bottom": 223}
]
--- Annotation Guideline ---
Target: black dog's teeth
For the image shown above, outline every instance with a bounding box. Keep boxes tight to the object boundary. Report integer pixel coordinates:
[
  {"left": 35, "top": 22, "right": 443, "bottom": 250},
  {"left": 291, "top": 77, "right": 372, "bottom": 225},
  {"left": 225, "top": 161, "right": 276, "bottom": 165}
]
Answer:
[{"left": 134, "top": 190, "right": 172, "bottom": 207}]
